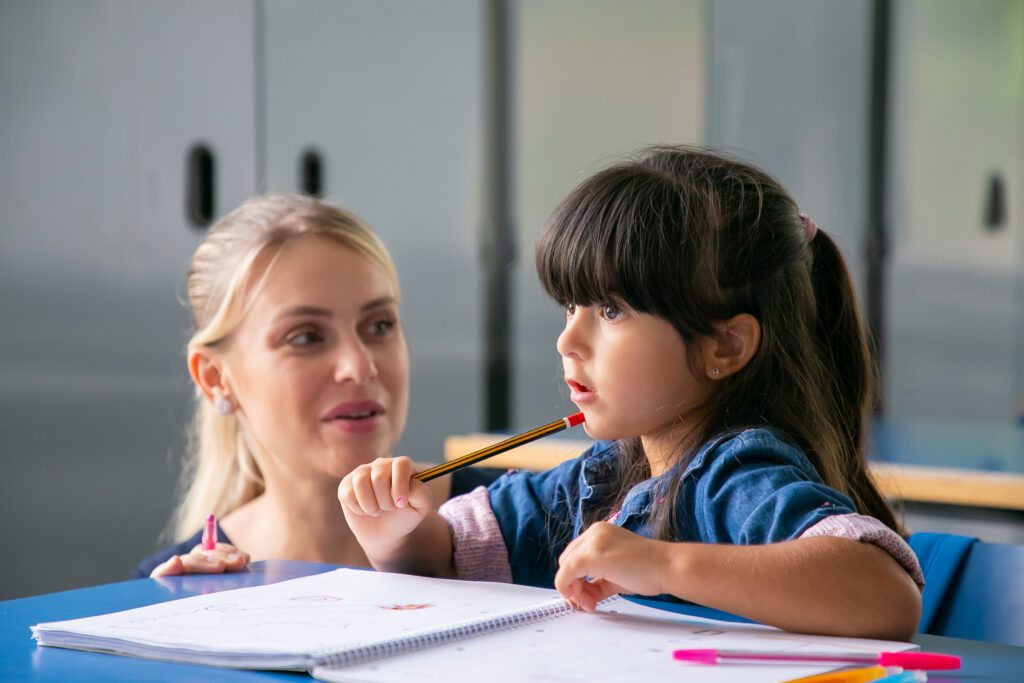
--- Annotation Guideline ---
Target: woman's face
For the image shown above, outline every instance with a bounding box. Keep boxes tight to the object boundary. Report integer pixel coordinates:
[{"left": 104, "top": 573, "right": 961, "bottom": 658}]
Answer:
[{"left": 222, "top": 235, "right": 409, "bottom": 482}]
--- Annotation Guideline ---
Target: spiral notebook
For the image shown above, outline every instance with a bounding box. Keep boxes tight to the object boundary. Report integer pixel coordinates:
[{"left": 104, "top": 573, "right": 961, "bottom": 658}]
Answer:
[{"left": 31, "top": 568, "right": 916, "bottom": 683}]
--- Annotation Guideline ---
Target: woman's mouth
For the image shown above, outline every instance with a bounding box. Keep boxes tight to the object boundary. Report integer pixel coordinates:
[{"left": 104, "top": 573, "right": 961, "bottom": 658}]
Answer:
[{"left": 322, "top": 401, "right": 386, "bottom": 433}]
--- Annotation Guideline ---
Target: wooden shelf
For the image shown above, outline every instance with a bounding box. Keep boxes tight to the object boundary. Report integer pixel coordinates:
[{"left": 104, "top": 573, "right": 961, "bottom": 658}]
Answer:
[{"left": 445, "top": 434, "right": 1024, "bottom": 512}]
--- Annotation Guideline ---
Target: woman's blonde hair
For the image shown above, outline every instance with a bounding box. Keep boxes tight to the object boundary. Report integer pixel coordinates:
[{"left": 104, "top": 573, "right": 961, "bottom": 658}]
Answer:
[{"left": 170, "top": 194, "right": 398, "bottom": 541}]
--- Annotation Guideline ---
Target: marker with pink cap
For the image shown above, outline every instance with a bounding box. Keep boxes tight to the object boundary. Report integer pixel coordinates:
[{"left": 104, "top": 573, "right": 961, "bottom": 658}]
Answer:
[
  {"left": 201, "top": 513, "right": 217, "bottom": 551},
  {"left": 671, "top": 648, "right": 960, "bottom": 670}
]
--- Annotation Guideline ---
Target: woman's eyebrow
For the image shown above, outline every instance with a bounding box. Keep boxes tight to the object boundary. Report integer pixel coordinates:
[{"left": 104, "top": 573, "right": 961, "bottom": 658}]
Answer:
[
  {"left": 276, "top": 306, "right": 333, "bottom": 321},
  {"left": 360, "top": 296, "right": 397, "bottom": 312},
  {"left": 275, "top": 297, "right": 396, "bottom": 322}
]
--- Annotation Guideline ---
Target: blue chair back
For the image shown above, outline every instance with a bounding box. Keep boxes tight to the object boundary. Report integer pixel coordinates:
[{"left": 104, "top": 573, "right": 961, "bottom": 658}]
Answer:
[{"left": 909, "top": 532, "right": 1024, "bottom": 647}]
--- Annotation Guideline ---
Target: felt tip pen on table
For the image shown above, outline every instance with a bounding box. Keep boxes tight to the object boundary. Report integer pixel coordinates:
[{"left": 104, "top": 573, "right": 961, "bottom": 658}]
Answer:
[
  {"left": 671, "top": 649, "right": 960, "bottom": 671},
  {"left": 873, "top": 671, "right": 927, "bottom": 683},
  {"left": 780, "top": 665, "right": 892, "bottom": 683},
  {"left": 413, "top": 412, "right": 585, "bottom": 482},
  {"left": 201, "top": 514, "right": 217, "bottom": 551}
]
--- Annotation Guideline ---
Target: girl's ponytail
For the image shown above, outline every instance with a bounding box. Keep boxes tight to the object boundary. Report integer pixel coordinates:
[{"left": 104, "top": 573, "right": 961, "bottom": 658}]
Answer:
[{"left": 807, "top": 230, "right": 898, "bottom": 533}]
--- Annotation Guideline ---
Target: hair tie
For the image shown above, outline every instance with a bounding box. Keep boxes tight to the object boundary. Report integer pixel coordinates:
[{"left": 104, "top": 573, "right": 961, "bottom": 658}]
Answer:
[{"left": 799, "top": 212, "right": 818, "bottom": 243}]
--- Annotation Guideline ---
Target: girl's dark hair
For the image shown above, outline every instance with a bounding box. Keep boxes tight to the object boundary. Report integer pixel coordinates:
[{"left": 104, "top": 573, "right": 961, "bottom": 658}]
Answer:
[{"left": 536, "top": 145, "right": 898, "bottom": 537}]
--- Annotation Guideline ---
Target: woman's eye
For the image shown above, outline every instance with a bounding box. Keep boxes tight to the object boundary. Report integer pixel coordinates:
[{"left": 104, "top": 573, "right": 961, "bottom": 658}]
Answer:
[
  {"left": 286, "top": 329, "right": 323, "bottom": 347},
  {"left": 365, "top": 318, "right": 396, "bottom": 338},
  {"left": 564, "top": 302, "right": 577, "bottom": 316},
  {"left": 601, "top": 304, "right": 622, "bottom": 320}
]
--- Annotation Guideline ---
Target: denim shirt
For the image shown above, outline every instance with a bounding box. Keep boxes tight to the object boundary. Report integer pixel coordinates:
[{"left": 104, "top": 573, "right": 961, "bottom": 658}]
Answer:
[{"left": 485, "top": 427, "right": 860, "bottom": 589}]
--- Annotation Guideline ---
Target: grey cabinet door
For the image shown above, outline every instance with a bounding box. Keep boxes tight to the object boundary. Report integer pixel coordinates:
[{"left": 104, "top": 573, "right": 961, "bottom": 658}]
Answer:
[
  {"left": 0, "top": 0, "right": 258, "bottom": 599},
  {"left": 885, "top": 0, "right": 1024, "bottom": 421},
  {"left": 511, "top": 0, "right": 706, "bottom": 431},
  {"left": 261, "top": 0, "right": 485, "bottom": 459}
]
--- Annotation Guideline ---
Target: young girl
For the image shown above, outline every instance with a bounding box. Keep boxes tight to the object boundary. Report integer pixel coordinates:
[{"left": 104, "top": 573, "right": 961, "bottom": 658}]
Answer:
[{"left": 339, "top": 147, "right": 923, "bottom": 641}]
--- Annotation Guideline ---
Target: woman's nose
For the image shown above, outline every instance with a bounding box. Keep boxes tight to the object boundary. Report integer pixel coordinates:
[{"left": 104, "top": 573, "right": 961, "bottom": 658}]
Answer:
[{"left": 333, "top": 341, "right": 377, "bottom": 384}]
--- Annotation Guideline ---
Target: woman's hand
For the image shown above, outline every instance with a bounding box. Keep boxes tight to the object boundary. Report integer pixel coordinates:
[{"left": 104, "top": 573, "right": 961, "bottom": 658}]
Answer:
[
  {"left": 553, "top": 522, "right": 672, "bottom": 611},
  {"left": 149, "top": 543, "right": 250, "bottom": 577},
  {"left": 338, "top": 456, "right": 435, "bottom": 564}
]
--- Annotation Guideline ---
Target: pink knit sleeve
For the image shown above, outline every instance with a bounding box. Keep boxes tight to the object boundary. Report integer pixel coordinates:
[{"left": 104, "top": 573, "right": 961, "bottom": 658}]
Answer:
[
  {"left": 437, "top": 486, "right": 513, "bottom": 583},
  {"left": 800, "top": 513, "right": 925, "bottom": 590}
]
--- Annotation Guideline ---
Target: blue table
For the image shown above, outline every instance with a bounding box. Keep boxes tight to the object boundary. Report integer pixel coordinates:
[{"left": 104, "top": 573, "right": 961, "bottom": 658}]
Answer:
[{"left": 3, "top": 560, "right": 1022, "bottom": 681}]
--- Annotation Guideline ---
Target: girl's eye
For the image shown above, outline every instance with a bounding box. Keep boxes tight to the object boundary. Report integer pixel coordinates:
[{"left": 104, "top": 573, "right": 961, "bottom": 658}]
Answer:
[
  {"left": 564, "top": 302, "right": 577, "bottom": 316},
  {"left": 286, "top": 329, "right": 323, "bottom": 347},
  {"left": 601, "top": 304, "right": 622, "bottom": 321}
]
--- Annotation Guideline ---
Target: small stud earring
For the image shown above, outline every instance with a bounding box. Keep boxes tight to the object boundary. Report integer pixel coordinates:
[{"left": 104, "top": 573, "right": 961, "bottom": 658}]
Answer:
[
  {"left": 710, "top": 368, "right": 720, "bottom": 377},
  {"left": 214, "top": 395, "right": 234, "bottom": 416}
]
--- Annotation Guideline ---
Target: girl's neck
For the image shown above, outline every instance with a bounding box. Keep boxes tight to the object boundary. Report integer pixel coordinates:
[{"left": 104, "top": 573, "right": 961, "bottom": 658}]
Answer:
[
  {"left": 220, "top": 478, "right": 369, "bottom": 568},
  {"left": 641, "top": 422, "right": 702, "bottom": 477}
]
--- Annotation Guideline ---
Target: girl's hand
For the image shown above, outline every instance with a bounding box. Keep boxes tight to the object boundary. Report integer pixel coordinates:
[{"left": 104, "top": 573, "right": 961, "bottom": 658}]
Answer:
[
  {"left": 338, "top": 456, "right": 434, "bottom": 561},
  {"left": 554, "top": 522, "right": 672, "bottom": 611},
  {"left": 149, "top": 543, "right": 250, "bottom": 578}
]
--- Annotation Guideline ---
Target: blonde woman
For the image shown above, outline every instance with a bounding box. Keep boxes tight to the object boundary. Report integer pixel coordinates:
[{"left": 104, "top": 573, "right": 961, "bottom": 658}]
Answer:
[{"left": 133, "top": 195, "right": 498, "bottom": 577}]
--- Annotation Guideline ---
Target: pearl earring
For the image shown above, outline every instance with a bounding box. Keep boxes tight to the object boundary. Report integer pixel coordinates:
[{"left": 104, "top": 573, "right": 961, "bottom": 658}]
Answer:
[
  {"left": 710, "top": 368, "right": 720, "bottom": 377},
  {"left": 214, "top": 395, "right": 234, "bottom": 416}
]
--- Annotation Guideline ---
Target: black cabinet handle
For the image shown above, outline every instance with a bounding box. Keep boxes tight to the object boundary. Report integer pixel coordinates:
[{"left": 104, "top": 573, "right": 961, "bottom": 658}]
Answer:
[
  {"left": 186, "top": 143, "right": 216, "bottom": 228},
  {"left": 300, "top": 148, "right": 324, "bottom": 197},
  {"left": 984, "top": 171, "right": 1006, "bottom": 231}
]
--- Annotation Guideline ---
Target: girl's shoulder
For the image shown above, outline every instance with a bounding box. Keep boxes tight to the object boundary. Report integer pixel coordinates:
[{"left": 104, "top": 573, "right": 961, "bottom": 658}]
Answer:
[{"left": 685, "top": 427, "right": 811, "bottom": 477}]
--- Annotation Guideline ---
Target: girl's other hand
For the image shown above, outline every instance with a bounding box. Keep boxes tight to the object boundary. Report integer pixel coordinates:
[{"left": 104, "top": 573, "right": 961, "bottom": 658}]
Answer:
[
  {"left": 338, "top": 456, "right": 433, "bottom": 556},
  {"left": 554, "top": 522, "right": 672, "bottom": 612},
  {"left": 149, "top": 543, "right": 250, "bottom": 577}
]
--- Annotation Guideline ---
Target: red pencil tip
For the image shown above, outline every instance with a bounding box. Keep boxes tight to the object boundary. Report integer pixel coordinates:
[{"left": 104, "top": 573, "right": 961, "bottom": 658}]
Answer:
[{"left": 565, "top": 412, "right": 585, "bottom": 427}]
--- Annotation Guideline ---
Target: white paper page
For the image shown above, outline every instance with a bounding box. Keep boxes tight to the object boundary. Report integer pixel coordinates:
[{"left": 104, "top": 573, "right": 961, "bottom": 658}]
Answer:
[
  {"left": 314, "top": 597, "right": 917, "bottom": 683},
  {"left": 33, "top": 569, "right": 564, "bottom": 664}
]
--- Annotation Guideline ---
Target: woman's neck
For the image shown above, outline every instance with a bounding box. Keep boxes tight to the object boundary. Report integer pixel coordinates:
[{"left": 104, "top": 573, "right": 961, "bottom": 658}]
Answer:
[{"left": 220, "top": 478, "right": 370, "bottom": 568}]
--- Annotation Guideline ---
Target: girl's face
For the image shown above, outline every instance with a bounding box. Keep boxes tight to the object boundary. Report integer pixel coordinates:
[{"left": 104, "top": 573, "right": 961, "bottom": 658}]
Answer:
[
  {"left": 222, "top": 236, "right": 409, "bottom": 483},
  {"left": 557, "top": 301, "right": 712, "bottom": 471}
]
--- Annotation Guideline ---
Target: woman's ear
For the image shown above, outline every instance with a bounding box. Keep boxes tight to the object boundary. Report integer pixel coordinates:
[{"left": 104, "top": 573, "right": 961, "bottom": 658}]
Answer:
[
  {"left": 701, "top": 313, "right": 761, "bottom": 380},
  {"left": 188, "top": 346, "right": 230, "bottom": 403}
]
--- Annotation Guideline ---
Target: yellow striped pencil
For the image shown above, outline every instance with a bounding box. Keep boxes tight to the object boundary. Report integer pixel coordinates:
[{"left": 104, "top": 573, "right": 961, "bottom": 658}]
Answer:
[{"left": 413, "top": 412, "right": 585, "bottom": 482}]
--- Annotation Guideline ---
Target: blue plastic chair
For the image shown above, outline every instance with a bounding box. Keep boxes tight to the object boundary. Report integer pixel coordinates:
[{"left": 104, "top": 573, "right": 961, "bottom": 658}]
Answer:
[{"left": 909, "top": 532, "right": 1024, "bottom": 647}]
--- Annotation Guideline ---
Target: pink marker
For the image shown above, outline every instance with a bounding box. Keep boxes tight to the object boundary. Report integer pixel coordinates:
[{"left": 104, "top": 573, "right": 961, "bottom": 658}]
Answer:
[
  {"left": 672, "top": 648, "right": 960, "bottom": 671},
  {"left": 201, "top": 513, "right": 217, "bottom": 551}
]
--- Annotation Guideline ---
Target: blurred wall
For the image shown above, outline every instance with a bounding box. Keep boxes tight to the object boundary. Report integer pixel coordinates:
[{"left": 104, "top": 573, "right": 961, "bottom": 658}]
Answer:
[{"left": 1, "top": 0, "right": 1022, "bottom": 601}]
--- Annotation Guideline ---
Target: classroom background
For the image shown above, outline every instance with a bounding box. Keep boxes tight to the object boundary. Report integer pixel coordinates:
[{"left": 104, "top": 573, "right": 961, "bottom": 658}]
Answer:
[{"left": 2, "top": 0, "right": 1022, "bottom": 601}]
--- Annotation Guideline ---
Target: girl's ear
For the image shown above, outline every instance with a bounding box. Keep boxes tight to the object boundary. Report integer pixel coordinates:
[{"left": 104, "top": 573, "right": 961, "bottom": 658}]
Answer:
[
  {"left": 702, "top": 313, "right": 761, "bottom": 380},
  {"left": 188, "top": 345, "right": 231, "bottom": 403}
]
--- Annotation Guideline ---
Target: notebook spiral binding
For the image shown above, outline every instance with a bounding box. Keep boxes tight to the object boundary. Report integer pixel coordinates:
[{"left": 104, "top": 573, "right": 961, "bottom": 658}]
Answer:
[{"left": 314, "top": 597, "right": 575, "bottom": 669}]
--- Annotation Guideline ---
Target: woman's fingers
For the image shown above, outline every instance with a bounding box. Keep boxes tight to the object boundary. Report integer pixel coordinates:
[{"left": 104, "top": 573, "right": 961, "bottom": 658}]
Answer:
[
  {"left": 149, "top": 555, "right": 184, "bottom": 577},
  {"left": 149, "top": 544, "right": 250, "bottom": 578}
]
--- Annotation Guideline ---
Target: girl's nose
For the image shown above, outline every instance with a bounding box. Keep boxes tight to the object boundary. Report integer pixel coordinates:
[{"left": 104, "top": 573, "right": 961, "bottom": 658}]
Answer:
[
  {"left": 333, "top": 341, "right": 377, "bottom": 384},
  {"left": 556, "top": 310, "right": 588, "bottom": 359}
]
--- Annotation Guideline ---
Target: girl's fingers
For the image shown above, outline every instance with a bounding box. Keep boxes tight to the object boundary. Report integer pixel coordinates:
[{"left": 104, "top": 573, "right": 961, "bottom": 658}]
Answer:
[
  {"left": 389, "top": 457, "right": 413, "bottom": 508},
  {"left": 369, "top": 458, "right": 396, "bottom": 512},
  {"left": 350, "top": 466, "right": 383, "bottom": 516},
  {"left": 337, "top": 474, "right": 364, "bottom": 515}
]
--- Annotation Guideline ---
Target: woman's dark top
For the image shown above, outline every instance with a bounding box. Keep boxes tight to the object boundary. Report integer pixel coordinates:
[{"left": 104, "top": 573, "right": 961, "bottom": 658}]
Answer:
[{"left": 130, "top": 466, "right": 507, "bottom": 578}]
